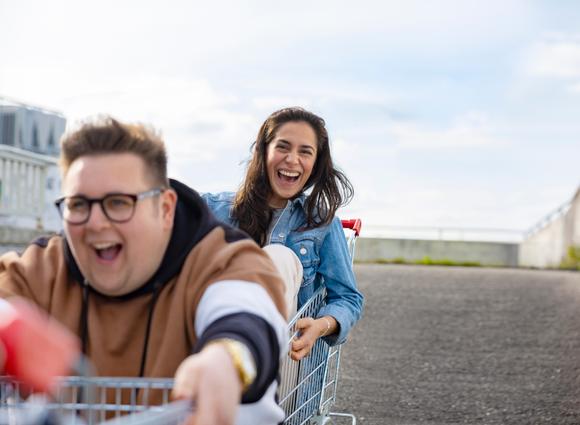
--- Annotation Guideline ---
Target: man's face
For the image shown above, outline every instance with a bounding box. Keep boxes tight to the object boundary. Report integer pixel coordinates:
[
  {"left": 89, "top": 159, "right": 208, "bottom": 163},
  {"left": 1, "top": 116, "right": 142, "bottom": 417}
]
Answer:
[{"left": 62, "top": 153, "right": 176, "bottom": 296}]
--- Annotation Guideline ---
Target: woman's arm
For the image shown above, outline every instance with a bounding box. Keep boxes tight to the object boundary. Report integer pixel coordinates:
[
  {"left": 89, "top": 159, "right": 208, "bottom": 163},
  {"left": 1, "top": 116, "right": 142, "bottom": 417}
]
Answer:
[
  {"left": 315, "top": 216, "right": 364, "bottom": 345},
  {"left": 290, "top": 217, "right": 363, "bottom": 360}
]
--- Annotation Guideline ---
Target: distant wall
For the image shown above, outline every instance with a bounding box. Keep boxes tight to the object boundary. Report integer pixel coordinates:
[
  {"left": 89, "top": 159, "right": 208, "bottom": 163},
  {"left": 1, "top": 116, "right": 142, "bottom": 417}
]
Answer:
[
  {"left": 0, "top": 225, "right": 46, "bottom": 254},
  {"left": 518, "top": 218, "right": 565, "bottom": 268},
  {"left": 519, "top": 188, "right": 580, "bottom": 268},
  {"left": 355, "top": 237, "right": 519, "bottom": 267}
]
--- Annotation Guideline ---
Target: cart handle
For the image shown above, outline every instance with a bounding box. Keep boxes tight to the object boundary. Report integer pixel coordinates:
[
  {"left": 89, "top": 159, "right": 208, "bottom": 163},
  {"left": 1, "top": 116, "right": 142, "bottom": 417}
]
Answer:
[{"left": 341, "top": 218, "right": 362, "bottom": 237}]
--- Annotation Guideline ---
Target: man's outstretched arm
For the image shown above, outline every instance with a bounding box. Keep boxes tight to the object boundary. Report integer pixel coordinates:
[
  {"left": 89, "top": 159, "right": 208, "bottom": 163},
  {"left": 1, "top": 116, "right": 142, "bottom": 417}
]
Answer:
[{"left": 173, "top": 280, "right": 287, "bottom": 425}]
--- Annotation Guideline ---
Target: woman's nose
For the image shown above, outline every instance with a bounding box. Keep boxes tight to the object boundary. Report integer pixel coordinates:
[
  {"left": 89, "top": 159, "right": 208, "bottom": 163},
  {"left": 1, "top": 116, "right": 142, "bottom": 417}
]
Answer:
[{"left": 285, "top": 151, "right": 298, "bottom": 164}]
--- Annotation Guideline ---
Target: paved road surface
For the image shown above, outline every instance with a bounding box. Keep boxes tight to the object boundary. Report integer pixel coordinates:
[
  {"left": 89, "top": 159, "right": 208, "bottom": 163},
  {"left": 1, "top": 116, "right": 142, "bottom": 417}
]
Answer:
[{"left": 333, "top": 264, "right": 580, "bottom": 424}]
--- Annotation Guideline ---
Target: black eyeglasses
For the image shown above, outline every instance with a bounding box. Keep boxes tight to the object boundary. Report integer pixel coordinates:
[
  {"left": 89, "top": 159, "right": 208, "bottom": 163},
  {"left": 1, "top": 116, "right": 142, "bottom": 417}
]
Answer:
[{"left": 55, "top": 188, "right": 165, "bottom": 225}]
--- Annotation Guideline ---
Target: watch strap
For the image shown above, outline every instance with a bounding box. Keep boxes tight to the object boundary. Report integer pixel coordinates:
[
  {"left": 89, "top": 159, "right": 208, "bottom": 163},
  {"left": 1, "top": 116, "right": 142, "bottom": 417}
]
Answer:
[{"left": 207, "top": 338, "right": 257, "bottom": 393}]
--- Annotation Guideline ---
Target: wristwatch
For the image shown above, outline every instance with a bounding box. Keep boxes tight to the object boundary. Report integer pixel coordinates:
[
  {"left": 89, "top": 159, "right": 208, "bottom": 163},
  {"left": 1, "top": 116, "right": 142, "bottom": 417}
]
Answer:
[{"left": 208, "top": 338, "right": 257, "bottom": 393}]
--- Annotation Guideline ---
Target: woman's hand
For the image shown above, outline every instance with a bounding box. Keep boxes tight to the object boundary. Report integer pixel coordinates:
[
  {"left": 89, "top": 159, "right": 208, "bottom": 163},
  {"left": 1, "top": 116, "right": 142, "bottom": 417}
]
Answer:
[
  {"left": 290, "top": 316, "right": 337, "bottom": 361},
  {"left": 173, "top": 344, "right": 242, "bottom": 425}
]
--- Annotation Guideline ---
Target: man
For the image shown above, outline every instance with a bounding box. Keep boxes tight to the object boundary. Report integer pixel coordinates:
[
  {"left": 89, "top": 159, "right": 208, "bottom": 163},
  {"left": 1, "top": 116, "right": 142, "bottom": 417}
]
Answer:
[{"left": 0, "top": 118, "right": 288, "bottom": 424}]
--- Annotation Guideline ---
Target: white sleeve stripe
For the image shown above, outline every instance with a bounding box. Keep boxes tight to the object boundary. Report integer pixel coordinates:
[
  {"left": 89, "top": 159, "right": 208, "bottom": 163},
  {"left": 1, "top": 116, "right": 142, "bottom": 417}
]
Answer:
[{"left": 195, "top": 280, "right": 288, "bottom": 351}]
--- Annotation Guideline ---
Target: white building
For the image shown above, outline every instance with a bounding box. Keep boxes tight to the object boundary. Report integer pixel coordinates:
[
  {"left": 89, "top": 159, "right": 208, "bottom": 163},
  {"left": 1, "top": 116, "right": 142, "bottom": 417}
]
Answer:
[
  {"left": 0, "top": 97, "right": 65, "bottom": 233},
  {"left": 0, "top": 97, "right": 65, "bottom": 156}
]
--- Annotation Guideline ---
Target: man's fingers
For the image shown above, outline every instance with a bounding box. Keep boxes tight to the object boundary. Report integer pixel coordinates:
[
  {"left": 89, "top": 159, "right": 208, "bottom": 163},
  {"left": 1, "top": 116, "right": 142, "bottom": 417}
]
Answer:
[
  {"left": 172, "top": 357, "right": 199, "bottom": 400},
  {"left": 173, "top": 347, "right": 240, "bottom": 425}
]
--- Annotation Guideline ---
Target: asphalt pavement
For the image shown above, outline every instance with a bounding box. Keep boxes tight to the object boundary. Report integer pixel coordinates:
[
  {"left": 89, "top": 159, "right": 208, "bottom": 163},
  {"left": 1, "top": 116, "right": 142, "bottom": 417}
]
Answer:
[{"left": 333, "top": 264, "right": 580, "bottom": 424}]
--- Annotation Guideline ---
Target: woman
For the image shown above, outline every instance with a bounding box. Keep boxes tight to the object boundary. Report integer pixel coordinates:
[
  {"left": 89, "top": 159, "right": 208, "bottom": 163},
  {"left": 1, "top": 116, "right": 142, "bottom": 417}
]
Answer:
[{"left": 203, "top": 107, "right": 363, "bottom": 360}]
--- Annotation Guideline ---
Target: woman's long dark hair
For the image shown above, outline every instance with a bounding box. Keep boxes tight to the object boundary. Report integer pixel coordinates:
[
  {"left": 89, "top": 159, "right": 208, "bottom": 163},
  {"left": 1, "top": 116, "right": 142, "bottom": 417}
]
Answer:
[{"left": 232, "top": 107, "right": 354, "bottom": 246}]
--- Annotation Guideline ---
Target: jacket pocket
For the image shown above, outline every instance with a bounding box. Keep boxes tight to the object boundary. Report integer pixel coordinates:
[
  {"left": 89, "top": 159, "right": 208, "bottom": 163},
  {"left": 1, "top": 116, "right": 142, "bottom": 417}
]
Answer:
[{"left": 288, "top": 236, "right": 320, "bottom": 288}]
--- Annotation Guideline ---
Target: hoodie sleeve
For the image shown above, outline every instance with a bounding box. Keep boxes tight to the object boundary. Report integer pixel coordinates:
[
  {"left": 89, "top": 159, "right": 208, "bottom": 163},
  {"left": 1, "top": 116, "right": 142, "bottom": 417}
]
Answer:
[
  {"left": 193, "top": 281, "right": 287, "bottom": 403},
  {"left": 0, "top": 235, "right": 63, "bottom": 307}
]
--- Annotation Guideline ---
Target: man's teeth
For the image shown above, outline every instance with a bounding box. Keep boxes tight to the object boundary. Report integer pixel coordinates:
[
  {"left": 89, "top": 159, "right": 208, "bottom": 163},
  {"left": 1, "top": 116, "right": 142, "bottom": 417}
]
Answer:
[
  {"left": 279, "top": 170, "right": 300, "bottom": 177},
  {"left": 93, "top": 242, "right": 118, "bottom": 250}
]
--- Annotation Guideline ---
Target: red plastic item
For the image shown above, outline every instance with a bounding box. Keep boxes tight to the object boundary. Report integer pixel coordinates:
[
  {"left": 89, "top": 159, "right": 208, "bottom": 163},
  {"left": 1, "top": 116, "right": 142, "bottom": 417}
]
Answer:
[
  {"left": 341, "top": 218, "right": 362, "bottom": 237},
  {"left": 0, "top": 298, "right": 80, "bottom": 393}
]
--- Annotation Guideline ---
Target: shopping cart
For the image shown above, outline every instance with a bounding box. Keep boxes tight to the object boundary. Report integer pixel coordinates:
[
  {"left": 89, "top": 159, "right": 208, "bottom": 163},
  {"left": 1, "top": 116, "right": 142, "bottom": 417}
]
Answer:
[
  {"left": 0, "top": 219, "right": 362, "bottom": 424},
  {"left": 278, "top": 219, "right": 360, "bottom": 425},
  {"left": 0, "top": 376, "right": 191, "bottom": 424}
]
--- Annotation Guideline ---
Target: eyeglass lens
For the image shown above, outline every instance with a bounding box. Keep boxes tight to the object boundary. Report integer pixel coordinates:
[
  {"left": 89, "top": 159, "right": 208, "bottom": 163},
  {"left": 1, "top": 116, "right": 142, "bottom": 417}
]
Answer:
[{"left": 62, "top": 195, "right": 136, "bottom": 223}]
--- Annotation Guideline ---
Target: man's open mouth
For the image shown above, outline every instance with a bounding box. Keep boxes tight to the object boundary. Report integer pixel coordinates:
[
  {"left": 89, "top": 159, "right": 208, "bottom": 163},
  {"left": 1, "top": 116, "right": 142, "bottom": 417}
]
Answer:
[{"left": 93, "top": 242, "right": 122, "bottom": 261}]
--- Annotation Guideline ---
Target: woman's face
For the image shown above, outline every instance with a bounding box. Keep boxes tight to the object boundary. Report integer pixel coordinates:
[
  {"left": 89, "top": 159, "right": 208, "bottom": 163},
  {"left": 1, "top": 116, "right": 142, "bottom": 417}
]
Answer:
[{"left": 265, "top": 121, "right": 318, "bottom": 208}]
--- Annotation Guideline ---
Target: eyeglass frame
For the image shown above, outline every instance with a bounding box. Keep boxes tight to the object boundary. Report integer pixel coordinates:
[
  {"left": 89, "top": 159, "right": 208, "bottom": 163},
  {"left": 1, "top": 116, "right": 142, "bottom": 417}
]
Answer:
[{"left": 54, "top": 188, "right": 166, "bottom": 225}]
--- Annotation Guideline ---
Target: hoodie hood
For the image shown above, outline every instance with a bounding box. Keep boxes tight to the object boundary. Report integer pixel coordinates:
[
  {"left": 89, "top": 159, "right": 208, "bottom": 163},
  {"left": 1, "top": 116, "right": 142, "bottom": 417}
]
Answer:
[{"left": 64, "top": 178, "right": 245, "bottom": 300}]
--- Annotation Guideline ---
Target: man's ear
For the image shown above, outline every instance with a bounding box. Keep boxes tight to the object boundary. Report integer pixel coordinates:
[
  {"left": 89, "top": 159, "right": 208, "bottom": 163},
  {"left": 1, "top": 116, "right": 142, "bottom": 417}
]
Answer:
[{"left": 161, "top": 189, "right": 177, "bottom": 230}]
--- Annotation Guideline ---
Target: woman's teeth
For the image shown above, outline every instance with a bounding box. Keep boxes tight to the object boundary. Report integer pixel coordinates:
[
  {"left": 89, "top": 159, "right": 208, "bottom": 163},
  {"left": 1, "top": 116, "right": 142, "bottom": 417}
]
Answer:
[{"left": 278, "top": 170, "right": 300, "bottom": 181}]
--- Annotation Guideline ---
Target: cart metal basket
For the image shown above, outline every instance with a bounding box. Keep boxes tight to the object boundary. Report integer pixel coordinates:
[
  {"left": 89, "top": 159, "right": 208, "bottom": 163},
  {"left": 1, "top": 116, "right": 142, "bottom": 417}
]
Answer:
[
  {"left": 0, "top": 376, "right": 190, "bottom": 424},
  {"left": 0, "top": 219, "right": 361, "bottom": 424},
  {"left": 278, "top": 219, "right": 360, "bottom": 425}
]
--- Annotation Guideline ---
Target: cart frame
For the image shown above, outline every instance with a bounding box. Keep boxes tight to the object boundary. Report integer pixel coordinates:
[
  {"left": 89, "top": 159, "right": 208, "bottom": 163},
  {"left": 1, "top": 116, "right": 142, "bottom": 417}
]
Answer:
[{"left": 0, "top": 219, "right": 362, "bottom": 425}]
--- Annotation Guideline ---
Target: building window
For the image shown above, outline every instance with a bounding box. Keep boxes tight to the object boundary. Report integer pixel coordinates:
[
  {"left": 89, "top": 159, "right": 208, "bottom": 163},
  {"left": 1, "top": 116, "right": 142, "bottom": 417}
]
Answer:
[
  {"left": 47, "top": 129, "right": 55, "bottom": 149},
  {"left": 32, "top": 124, "right": 39, "bottom": 150},
  {"left": 0, "top": 112, "right": 16, "bottom": 146}
]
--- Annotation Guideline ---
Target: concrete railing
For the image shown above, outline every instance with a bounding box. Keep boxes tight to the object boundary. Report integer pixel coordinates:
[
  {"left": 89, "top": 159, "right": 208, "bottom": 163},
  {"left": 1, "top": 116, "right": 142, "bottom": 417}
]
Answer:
[
  {"left": 519, "top": 187, "right": 580, "bottom": 268},
  {"left": 355, "top": 237, "right": 519, "bottom": 267}
]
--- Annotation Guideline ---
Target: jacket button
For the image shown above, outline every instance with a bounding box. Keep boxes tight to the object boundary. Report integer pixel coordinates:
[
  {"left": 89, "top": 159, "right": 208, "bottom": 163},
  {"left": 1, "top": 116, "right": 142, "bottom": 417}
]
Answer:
[{"left": 300, "top": 247, "right": 307, "bottom": 255}]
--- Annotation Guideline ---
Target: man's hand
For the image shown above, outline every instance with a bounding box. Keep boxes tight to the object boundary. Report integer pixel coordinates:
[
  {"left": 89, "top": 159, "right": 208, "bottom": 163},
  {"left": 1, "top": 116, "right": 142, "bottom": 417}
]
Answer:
[
  {"left": 290, "top": 316, "right": 335, "bottom": 361},
  {"left": 173, "top": 344, "right": 242, "bottom": 425}
]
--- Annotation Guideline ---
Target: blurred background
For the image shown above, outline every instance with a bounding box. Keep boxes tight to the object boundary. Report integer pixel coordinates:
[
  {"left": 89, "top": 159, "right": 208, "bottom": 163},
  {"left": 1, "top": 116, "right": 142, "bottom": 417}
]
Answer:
[{"left": 0, "top": 0, "right": 578, "bottom": 267}]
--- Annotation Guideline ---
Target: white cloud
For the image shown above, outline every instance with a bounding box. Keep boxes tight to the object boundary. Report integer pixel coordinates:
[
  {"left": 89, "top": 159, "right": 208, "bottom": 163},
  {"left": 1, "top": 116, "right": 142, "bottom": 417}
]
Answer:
[
  {"left": 522, "top": 35, "right": 580, "bottom": 79},
  {"left": 251, "top": 97, "right": 313, "bottom": 113},
  {"left": 389, "top": 112, "right": 498, "bottom": 149},
  {"left": 570, "top": 82, "right": 580, "bottom": 93},
  {"left": 0, "top": 69, "right": 259, "bottom": 163}
]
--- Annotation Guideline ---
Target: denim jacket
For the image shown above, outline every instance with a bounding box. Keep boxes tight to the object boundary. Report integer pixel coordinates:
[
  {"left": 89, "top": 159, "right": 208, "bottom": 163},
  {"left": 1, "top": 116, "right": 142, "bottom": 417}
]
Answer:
[{"left": 202, "top": 192, "right": 364, "bottom": 346}]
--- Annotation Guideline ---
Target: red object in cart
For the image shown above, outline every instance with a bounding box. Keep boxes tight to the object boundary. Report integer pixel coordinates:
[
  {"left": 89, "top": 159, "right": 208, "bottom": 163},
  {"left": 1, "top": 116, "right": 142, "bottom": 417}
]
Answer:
[
  {"left": 0, "top": 298, "right": 80, "bottom": 394},
  {"left": 341, "top": 218, "right": 362, "bottom": 237}
]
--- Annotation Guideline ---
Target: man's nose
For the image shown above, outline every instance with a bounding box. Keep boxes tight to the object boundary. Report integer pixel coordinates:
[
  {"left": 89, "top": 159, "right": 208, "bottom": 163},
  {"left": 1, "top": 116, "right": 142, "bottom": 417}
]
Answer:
[{"left": 85, "top": 202, "right": 111, "bottom": 229}]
